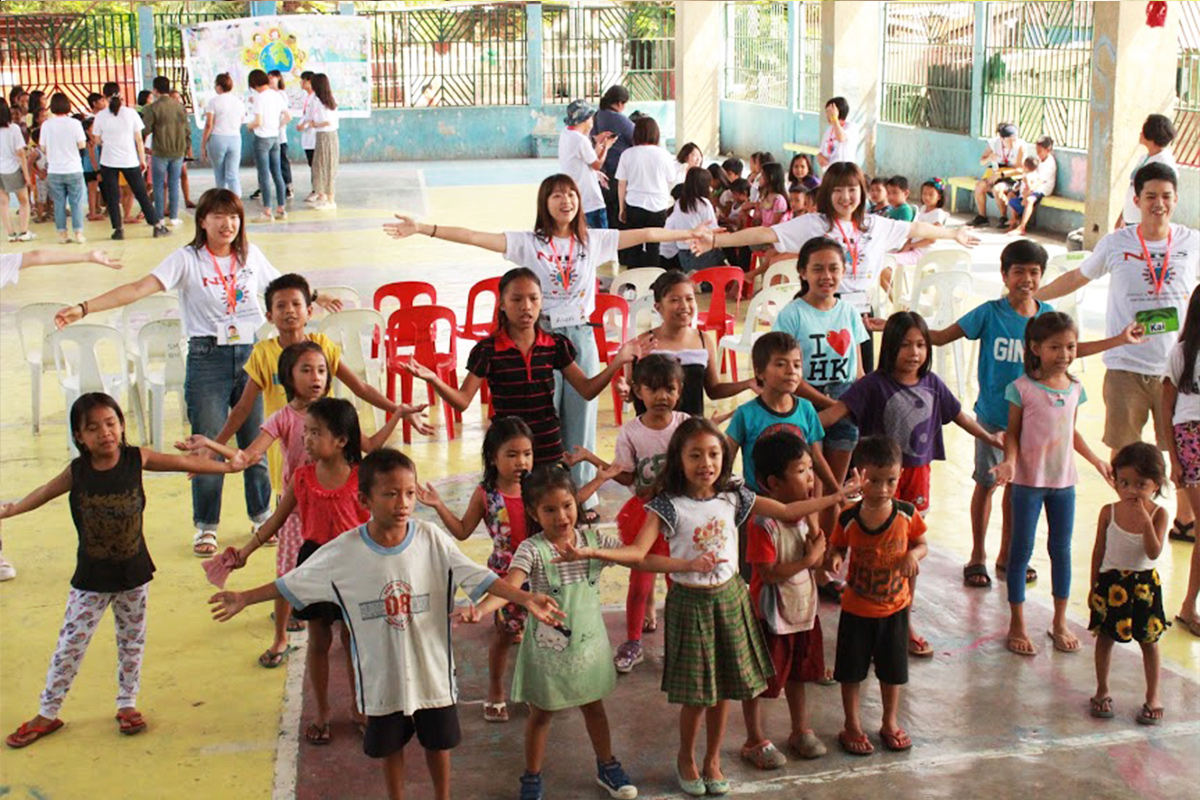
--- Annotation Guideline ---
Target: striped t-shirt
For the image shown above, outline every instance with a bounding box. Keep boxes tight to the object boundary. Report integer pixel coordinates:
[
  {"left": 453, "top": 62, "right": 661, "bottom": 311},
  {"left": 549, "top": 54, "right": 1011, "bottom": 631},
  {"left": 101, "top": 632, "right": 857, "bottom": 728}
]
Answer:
[{"left": 466, "top": 328, "right": 576, "bottom": 465}]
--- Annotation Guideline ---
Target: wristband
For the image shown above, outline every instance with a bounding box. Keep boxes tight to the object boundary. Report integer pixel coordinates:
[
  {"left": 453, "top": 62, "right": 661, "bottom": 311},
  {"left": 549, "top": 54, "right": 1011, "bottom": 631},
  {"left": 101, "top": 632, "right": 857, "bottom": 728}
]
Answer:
[
  {"left": 79, "top": 301, "right": 89, "bottom": 318},
  {"left": 431, "top": 224, "right": 438, "bottom": 239}
]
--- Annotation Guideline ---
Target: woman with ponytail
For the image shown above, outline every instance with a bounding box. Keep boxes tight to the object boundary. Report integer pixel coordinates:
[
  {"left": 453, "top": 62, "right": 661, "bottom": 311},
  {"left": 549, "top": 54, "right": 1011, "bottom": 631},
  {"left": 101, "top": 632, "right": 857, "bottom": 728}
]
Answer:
[{"left": 92, "top": 82, "right": 168, "bottom": 240}]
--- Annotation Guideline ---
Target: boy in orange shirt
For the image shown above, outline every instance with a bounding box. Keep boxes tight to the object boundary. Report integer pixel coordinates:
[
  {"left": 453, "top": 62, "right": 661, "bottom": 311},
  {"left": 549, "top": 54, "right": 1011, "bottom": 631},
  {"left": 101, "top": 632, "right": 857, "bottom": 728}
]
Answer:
[{"left": 828, "top": 435, "right": 927, "bottom": 756}]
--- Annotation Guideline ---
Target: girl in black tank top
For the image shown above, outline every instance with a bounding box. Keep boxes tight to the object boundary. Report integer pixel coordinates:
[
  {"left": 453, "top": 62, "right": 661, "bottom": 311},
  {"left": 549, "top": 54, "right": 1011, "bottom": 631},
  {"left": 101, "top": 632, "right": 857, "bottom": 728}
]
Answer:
[{"left": 0, "top": 394, "right": 248, "bottom": 749}]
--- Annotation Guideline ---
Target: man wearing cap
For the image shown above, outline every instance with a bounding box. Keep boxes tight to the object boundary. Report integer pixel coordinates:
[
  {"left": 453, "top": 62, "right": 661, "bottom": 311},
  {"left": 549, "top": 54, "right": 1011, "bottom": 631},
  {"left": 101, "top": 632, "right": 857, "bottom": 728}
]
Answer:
[
  {"left": 558, "top": 99, "right": 616, "bottom": 229},
  {"left": 971, "top": 122, "right": 1027, "bottom": 227}
]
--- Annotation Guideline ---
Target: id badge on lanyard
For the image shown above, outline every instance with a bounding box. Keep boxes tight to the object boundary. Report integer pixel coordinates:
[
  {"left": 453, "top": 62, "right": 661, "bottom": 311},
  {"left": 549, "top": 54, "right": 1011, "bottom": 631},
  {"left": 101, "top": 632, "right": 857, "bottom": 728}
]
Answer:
[
  {"left": 1135, "top": 225, "right": 1176, "bottom": 335},
  {"left": 208, "top": 249, "right": 255, "bottom": 345}
]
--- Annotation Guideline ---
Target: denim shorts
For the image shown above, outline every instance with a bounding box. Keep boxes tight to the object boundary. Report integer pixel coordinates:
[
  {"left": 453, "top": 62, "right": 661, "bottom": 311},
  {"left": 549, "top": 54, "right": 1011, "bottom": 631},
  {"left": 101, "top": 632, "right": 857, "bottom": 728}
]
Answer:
[
  {"left": 971, "top": 417, "right": 1006, "bottom": 488},
  {"left": 816, "top": 381, "right": 859, "bottom": 452}
]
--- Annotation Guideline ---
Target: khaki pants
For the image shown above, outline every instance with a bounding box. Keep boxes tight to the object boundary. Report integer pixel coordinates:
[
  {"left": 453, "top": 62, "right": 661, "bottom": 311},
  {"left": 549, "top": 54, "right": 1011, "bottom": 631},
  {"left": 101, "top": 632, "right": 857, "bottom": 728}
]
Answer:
[{"left": 1102, "top": 368, "right": 1170, "bottom": 451}]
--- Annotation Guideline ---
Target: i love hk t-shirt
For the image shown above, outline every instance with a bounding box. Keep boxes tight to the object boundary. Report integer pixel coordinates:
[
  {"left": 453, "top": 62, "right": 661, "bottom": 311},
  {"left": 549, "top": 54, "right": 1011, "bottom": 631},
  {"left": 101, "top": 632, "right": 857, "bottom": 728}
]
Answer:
[{"left": 772, "top": 296, "right": 869, "bottom": 387}]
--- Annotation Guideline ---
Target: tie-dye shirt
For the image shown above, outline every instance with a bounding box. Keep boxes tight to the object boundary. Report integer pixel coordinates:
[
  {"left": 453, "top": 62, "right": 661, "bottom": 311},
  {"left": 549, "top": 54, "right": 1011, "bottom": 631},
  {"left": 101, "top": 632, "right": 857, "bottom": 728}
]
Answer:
[{"left": 1005, "top": 374, "right": 1086, "bottom": 488}]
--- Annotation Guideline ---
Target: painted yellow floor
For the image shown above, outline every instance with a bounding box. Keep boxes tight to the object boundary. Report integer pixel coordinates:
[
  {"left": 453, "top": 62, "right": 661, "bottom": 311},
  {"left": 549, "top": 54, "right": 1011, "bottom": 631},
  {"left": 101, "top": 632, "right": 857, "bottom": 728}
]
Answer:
[{"left": 0, "top": 164, "right": 1196, "bottom": 799}]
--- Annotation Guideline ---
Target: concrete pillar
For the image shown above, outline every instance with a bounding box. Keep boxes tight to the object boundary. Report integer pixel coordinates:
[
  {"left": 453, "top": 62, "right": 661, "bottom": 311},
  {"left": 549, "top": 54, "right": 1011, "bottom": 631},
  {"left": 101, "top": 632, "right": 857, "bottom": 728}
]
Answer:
[
  {"left": 674, "top": 0, "right": 721, "bottom": 156},
  {"left": 819, "top": 0, "right": 882, "bottom": 173},
  {"left": 250, "top": 2, "right": 277, "bottom": 17},
  {"left": 969, "top": 1, "right": 987, "bottom": 138},
  {"left": 137, "top": 5, "right": 156, "bottom": 92},
  {"left": 786, "top": 1, "right": 800, "bottom": 112},
  {"left": 527, "top": 2, "right": 544, "bottom": 110},
  {"left": 1084, "top": 2, "right": 1181, "bottom": 247}
]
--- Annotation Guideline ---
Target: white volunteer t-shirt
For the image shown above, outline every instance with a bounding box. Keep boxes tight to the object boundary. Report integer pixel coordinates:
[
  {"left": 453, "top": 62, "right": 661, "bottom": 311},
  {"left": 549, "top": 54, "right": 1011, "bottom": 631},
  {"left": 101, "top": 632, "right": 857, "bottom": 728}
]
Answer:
[
  {"left": 38, "top": 116, "right": 86, "bottom": 174},
  {"left": 150, "top": 243, "right": 281, "bottom": 338},
  {"left": 504, "top": 228, "right": 620, "bottom": 324},
  {"left": 311, "top": 97, "right": 339, "bottom": 132},
  {"left": 1079, "top": 223, "right": 1200, "bottom": 375},
  {"left": 250, "top": 89, "right": 288, "bottom": 139},
  {"left": 820, "top": 120, "right": 858, "bottom": 165},
  {"left": 1, "top": 253, "right": 21, "bottom": 288},
  {"left": 557, "top": 128, "right": 605, "bottom": 214},
  {"left": 661, "top": 198, "right": 718, "bottom": 259},
  {"left": 276, "top": 521, "right": 498, "bottom": 716},
  {"left": 1035, "top": 153, "right": 1058, "bottom": 197},
  {"left": 205, "top": 92, "right": 246, "bottom": 137},
  {"left": 771, "top": 213, "right": 911, "bottom": 309},
  {"left": 300, "top": 93, "right": 317, "bottom": 149},
  {"left": 0, "top": 125, "right": 24, "bottom": 173},
  {"left": 615, "top": 145, "right": 675, "bottom": 212},
  {"left": 274, "top": 89, "right": 289, "bottom": 145},
  {"left": 1123, "top": 150, "right": 1178, "bottom": 225},
  {"left": 94, "top": 106, "right": 145, "bottom": 169},
  {"left": 1167, "top": 343, "right": 1200, "bottom": 426},
  {"left": 987, "top": 136, "right": 1026, "bottom": 168}
]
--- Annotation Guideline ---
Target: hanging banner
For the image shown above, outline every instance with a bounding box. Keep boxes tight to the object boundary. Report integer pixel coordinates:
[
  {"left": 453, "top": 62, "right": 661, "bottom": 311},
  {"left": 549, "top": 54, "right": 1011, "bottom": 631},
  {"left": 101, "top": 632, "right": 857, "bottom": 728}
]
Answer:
[{"left": 181, "top": 14, "right": 371, "bottom": 122}]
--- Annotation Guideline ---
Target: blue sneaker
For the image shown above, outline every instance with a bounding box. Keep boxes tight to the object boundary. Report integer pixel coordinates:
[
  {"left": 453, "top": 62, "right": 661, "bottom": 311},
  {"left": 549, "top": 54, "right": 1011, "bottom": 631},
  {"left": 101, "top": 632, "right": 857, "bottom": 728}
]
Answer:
[
  {"left": 519, "top": 771, "right": 543, "bottom": 800},
  {"left": 596, "top": 757, "right": 637, "bottom": 799}
]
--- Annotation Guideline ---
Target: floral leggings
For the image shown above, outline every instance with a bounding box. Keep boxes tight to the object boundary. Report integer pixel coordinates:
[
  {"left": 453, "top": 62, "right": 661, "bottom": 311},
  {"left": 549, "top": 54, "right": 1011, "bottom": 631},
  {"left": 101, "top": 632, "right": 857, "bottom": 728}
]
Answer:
[{"left": 39, "top": 583, "right": 148, "bottom": 720}]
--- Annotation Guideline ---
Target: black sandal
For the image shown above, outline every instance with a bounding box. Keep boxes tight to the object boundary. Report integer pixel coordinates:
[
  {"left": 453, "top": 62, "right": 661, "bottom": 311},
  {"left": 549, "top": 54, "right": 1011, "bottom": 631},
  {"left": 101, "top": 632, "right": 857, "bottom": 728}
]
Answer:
[
  {"left": 962, "top": 563, "right": 992, "bottom": 588},
  {"left": 1169, "top": 519, "right": 1196, "bottom": 543}
]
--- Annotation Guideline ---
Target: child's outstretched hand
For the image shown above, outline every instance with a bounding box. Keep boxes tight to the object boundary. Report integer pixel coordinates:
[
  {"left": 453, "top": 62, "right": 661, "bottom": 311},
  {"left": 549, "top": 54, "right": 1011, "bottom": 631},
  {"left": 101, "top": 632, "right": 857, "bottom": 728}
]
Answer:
[
  {"left": 689, "top": 229, "right": 718, "bottom": 256},
  {"left": 550, "top": 539, "right": 594, "bottom": 563},
  {"left": 839, "top": 469, "right": 864, "bottom": 501},
  {"left": 1119, "top": 321, "right": 1147, "bottom": 346},
  {"left": 524, "top": 593, "right": 566, "bottom": 626},
  {"left": 398, "top": 359, "right": 438, "bottom": 383},
  {"left": 688, "top": 551, "right": 727, "bottom": 574},
  {"left": 596, "top": 461, "right": 624, "bottom": 483},
  {"left": 953, "top": 227, "right": 981, "bottom": 247},
  {"left": 710, "top": 408, "right": 735, "bottom": 426},
  {"left": 415, "top": 481, "right": 443, "bottom": 509},
  {"left": 208, "top": 590, "right": 246, "bottom": 622},
  {"left": 450, "top": 603, "right": 483, "bottom": 625},
  {"left": 865, "top": 316, "right": 887, "bottom": 333},
  {"left": 0, "top": 502, "right": 13, "bottom": 521},
  {"left": 562, "top": 445, "right": 594, "bottom": 467},
  {"left": 899, "top": 551, "right": 921, "bottom": 578},
  {"left": 88, "top": 250, "right": 123, "bottom": 270},
  {"left": 225, "top": 450, "right": 249, "bottom": 473},
  {"left": 615, "top": 335, "right": 650, "bottom": 365},
  {"left": 986, "top": 430, "right": 1005, "bottom": 451},
  {"left": 827, "top": 553, "right": 844, "bottom": 574},
  {"left": 990, "top": 461, "right": 1015, "bottom": 486},
  {"left": 383, "top": 213, "right": 420, "bottom": 239},
  {"left": 397, "top": 404, "right": 435, "bottom": 437},
  {"left": 176, "top": 434, "right": 219, "bottom": 458}
]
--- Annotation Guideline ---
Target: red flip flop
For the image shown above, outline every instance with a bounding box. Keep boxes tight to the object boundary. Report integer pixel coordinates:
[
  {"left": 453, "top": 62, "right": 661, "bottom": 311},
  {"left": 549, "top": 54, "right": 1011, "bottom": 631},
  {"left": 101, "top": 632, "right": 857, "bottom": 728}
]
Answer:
[
  {"left": 116, "top": 709, "right": 147, "bottom": 735},
  {"left": 879, "top": 727, "right": 912, "bottom": 751},
  {"left": 837, "top": 730, "right": 874, "bottom": 756},
  {"left": 6, "top": 718, "right": 65, "bottom": 748}
]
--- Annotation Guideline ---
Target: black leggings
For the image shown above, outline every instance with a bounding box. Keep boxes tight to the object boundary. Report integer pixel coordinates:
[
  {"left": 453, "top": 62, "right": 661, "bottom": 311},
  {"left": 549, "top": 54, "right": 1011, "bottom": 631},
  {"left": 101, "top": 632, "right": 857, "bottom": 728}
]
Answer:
[
  {"left": 279, "top": 143, "right": 293, "bottom": 187},
  {"left": 100, "top": 165, "right": 160, "bottom": 230},
  {"left": 619, "top": 205, "right": 669, "bottom": 267}
]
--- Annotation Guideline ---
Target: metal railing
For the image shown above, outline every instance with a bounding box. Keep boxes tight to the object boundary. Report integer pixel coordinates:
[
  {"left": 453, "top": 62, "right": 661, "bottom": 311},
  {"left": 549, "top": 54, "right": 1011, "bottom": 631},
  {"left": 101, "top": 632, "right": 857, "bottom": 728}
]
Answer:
[
  {"left": 882, "top": 2, "right": 974, "bottom": 134},
  {"left": 796, "top": 2, "right": 822, "bottom": 113},
  {"left": 1176, "top": 0, "right": 1200, "bottom": 167},
  {"left": 542, "top": 1, "right": 674, "bottom": 104},
  {"left": 364, "top": 3, "right": 528, "bottom": 109},
  {"left": 723, "top": 1, "right": 789, "bottom": 108},
  {"left": 980, "top": 0, "right": 1094, "bottom": 150},
  {"left": 0, "top": 12, "right": 140, "bottom": 110}
]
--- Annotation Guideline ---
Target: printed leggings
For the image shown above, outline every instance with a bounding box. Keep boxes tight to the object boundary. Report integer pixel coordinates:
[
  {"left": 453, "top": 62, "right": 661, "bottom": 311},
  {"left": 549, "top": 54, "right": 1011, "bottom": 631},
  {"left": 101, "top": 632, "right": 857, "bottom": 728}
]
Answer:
[{"left": 40, "top": 583, "right": 149, "bottom": 719}]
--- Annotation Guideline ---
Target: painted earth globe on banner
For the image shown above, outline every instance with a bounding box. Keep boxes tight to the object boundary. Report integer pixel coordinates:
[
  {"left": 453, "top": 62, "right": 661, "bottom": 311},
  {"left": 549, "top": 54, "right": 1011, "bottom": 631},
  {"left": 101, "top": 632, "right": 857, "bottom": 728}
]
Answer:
[{"left": 260, "top": 41, "right": 295, "bottom": 73}]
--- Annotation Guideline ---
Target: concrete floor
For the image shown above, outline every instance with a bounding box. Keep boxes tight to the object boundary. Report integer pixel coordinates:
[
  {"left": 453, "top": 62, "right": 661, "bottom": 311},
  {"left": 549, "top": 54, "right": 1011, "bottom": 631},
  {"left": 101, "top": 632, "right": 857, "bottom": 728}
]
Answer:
[{"left": 0, "top": 161, "right": 1197, "bottom": 799}]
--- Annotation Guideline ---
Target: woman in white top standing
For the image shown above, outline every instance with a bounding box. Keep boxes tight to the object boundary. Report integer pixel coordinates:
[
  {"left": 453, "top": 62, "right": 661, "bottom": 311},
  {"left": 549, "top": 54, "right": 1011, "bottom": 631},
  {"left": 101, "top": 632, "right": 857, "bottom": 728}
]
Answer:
[
  {"left": 615, "top": 115, "right": 676, "bottom": 267},
  {"left": 246, "top": 69, "right": 290, "bottom": 222},
  {"left": 298, "top": 71, "right": 318, "bottom": 201},
  {"left": 558, "top": 100, "right": 615, "bottom": 230},
  {"left": 201, "top": 73, "right": 246, "bottom": 197},
  {"left": 302, "top": 73, "right": 339, "bottom": 210},
  {"left": 38, "top": 93, "right": 88, "bottom": 243},
  {"left": 0, "top": 97, "right": 34, "bottom": 242},
  {"left": 384, "top": 174, "right": 706, "bottom": 523},
  {"left": 817, "top": 96, "right": 858, "bottom": 169},
  {"left": 94, "top": 82, "right": 168, "bottom": 240}
]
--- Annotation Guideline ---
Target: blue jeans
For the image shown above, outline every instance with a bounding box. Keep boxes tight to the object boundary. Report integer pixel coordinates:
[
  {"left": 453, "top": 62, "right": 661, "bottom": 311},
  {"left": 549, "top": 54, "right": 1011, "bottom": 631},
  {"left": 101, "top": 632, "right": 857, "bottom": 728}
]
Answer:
[
  {"left": 48, "top": 172, "right": 85, "bottom": 232},
  {"left": 1007, "top": 484, "right": 1075, "bottom": 604},
  {"left": 252, "top": 135, "right": 285, "bottom": 209},
  {"left": 151, "top": 156, "right": 183, "bottom": 221},
  {"left": 208, "top": 134, "right": 241, "bottom": 196},
  {"left": 585, "top": 208, "right": 608, "bottom": 229},
  {"left": 553, "top": 323, "right": 599, "bottom": 511},
  {"left": 185, "top": 338, "right": 271, "bottom": 531}
]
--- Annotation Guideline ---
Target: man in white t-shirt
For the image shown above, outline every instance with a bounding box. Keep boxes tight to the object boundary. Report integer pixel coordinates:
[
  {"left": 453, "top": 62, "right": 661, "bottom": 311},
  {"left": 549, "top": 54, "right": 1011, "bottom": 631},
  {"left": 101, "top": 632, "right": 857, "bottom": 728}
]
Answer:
[
  {"left": 558, "top": 100, "right": 615, "bottom": 230},
  {"left": 1038, "top": 162, "right": 1196, "bottom": 459},
  {"left": 817, "top": 96, "right": 858, "bottom": 169},
  {"left": 210, "top": 450, "right": 560, "bottom": 799},
  {"left": 971, "top": 123, "right": 1027, "bottom": 227},
  {"left": 1117, "top": 113, "right": 1178, "bottom": 229}
]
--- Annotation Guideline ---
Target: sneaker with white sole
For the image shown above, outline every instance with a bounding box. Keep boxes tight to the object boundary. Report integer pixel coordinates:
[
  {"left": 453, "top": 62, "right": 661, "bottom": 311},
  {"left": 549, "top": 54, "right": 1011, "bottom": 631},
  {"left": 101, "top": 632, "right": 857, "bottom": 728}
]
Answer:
[
  {"left": 0, "top": 554, "right": 16, "bottom": 581},
  {"left": 312, "top": 201, "right": 337, "bottom": 210},
  {"left": 170, "top": 218, "right": 184, "bottom": 227},
  {"left": 596, "top": 758, "right": 637, "bottom": 800},
  {"left": 14, "top": 231, "right": 35, "bottom": 242},
  {"left": 613, "top": 640, "right": 643, "bottom": 674},
  {"left": 74, "top": 231, "right": 87, "bottom": 244}
]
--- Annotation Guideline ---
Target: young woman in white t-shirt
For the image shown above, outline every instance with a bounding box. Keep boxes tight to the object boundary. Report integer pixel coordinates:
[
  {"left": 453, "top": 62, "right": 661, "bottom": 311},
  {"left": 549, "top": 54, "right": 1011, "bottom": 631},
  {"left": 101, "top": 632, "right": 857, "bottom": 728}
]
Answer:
[
  {"left": 384, "top": 173, "right": 705, "bottom": 523},
  {"left": 201, "top": 73, "right": 246, "bottom": 197},
  {"left": 661, "top": 166, "right": 724, "bottom": 273},
  {"left": 267, "top": 70, "right": 294, "bottom": 198},
  {"left": 94, "top": 82, "right": 168, "bottom": 240},
  {"left": 300, "top": 73, "right": 339, "bottom": 210},
  {"left": 615, "top": 115, "right": 676, "bottom": 267},
  {"left": 0, "top": 98, "right": 33, "bottom": 242},
  {"left": 39, "top": 93, "right": 88, "bottom": 243},
  {"left": 696, "top": 162, "right": 977, "bottom": 371}
]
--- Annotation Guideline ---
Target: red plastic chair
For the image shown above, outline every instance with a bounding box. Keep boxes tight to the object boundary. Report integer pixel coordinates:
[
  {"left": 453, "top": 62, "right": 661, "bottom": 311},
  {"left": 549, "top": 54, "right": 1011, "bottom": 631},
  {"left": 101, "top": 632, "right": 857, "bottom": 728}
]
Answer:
[
  {"left": 690, "top": 267, "right": 744, "bottom": 378},
  {"left": 589, "top": 293, "right": 630, "bottom": 426},
  {"left": 372, "top": 281, "right": 437, "bottom": 358},
  {"left": 384, "top": 305, "right": 460, "bottom": 443},
  {"left": 456, "top": 276, "right": 501, "bottom": 412}
]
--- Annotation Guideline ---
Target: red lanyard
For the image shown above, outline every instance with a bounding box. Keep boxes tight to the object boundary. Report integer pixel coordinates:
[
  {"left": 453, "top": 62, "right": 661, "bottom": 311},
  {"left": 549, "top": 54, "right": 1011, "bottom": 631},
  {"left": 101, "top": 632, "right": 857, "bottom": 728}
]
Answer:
[
  {"left": 833, "top": 218, "right": 860, "bottom": 276},
  {"left": 207, "top": 247, "right": 240, "bottom": 314},
  {"left": 546, "top": 235, "right": 576, "bottom": 290},
  {"left": 1136, "top": 225, "right": 1171, "bottom": 296}
]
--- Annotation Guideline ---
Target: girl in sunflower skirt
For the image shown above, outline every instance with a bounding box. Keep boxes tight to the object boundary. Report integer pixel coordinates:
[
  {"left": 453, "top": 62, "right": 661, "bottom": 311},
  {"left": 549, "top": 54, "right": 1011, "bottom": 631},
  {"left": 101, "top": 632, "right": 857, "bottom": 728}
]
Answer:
[{"left": 1087, "top": 442, "right": 1170, "bottom": 725}]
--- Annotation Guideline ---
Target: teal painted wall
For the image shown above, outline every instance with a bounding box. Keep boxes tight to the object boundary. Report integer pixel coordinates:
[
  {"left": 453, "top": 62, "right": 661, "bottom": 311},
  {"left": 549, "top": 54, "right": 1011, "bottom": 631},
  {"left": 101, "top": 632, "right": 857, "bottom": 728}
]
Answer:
[{"left": 719, "top": 100, "right": 819, "bottom": 161}]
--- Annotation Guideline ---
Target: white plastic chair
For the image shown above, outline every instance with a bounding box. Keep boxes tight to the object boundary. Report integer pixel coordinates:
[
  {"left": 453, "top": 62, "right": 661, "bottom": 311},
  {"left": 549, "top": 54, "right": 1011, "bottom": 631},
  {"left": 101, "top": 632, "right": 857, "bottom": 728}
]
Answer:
[
  {"left": 311, "top": 285, "right": 361, "bottom": 320},
  {"left": 120, "top": 295, "right": 180, "bottom": 356},
  {"left": 611, "top": 268, "right": 664, "bottom": 302},
  {"left": 718, "top": 284, "right": 798, "bottom": 381},
  {"left": 909, "top": 248, "right": 972, "bottom": 308},
  {"left": 627, "top": 295, "right": 662, "bottom": 336},
  {"left": 49, "top": 324, "right": 135, "bottom": 456},
  {"left": 16, "top": 302, "right": 68, "bottom": 434},
  {"left": 911, "top": 270, "right": 974, "bottom": 397},
  {"left": 318, "top": 309, "right": 387, "bottom": 430},
  {"left": 762, "top": 258, "right": 800, "bottom": 289},
  {"left": 135, "top": 319, "right": 187, "bottom": 450}
]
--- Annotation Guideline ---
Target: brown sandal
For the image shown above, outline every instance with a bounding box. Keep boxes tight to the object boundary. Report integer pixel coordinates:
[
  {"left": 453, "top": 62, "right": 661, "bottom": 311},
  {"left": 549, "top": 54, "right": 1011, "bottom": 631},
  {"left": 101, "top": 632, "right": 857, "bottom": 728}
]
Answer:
[
  {"left": 116, "top": 709, "right": 147, "bottom": 735},
  {"left": 305, "top": 721, "right": 331, "bottom": 745}
]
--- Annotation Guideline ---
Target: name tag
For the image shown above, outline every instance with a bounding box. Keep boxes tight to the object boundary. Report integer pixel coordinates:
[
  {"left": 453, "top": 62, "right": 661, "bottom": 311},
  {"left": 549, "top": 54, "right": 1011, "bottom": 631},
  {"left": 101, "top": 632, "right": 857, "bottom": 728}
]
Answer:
[
  {"left": 839, "top": 291, "right": 871, "bottom": 314},
  {"left": 217, "top": 306, "right": 262, "bottom": 345},
  {"left": 1135, "top": 307, "right": 1179, "bottom": 336},
  {"left": 548, "top": 305, "right": 585, "bottom": 329}
]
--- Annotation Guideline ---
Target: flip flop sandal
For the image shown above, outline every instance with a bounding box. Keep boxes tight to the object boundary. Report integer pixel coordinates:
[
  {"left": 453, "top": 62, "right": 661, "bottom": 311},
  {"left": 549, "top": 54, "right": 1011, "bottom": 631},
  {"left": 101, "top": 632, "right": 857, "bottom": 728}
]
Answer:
[
  {"left": 116, "top": 709, "right": 147, "bottom": 735},
  {"left": 580, "top": 508, "right": 601, "bottom": 526},
  {"left": 878, "top": 728, "right": 912, "bottom": 752},
  {"left": 1173, "top": 615, "right": 1200, "bottom": 637},
  {"left": 908, "top": 636, "right": 934, "bottom": 657},
  {"left": 1006, "top": 636, "right": 1037, "bottom": 656},
  {"left": 817, "top": 668, "right": 837, "bottom": 686},
  {"left": 304, "top": 721, "right": 331, "bottom": 745},
  {"left": 641, "top": 617, "right": 658, "bottom": 634},
  {"left": 1169, "top": 519, "right": 1196, "bottom": 542},
  {"left": 963, "top": 563, "right": 992, "bottom": 588},
  {"left": 5, "top": 718, "right": 64, "bottom": 748},
  {"left": 1136, "top": 704, "right": 1164, "bottom": 725},
  {"left": 1046, "top": 630, "right": 1081, "bottom": 653},
  {"left": 258, "top": 646, "right": 293, "bottom": 669},
  {"left": 837, "top": 730, "right": 874, "bottom": 756},
  {"left": 483, "top": 702, "right": 509, "bottom": 723},
  {"left": 1089, "top": 696, "right": 1115, "bottom": 719}
]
